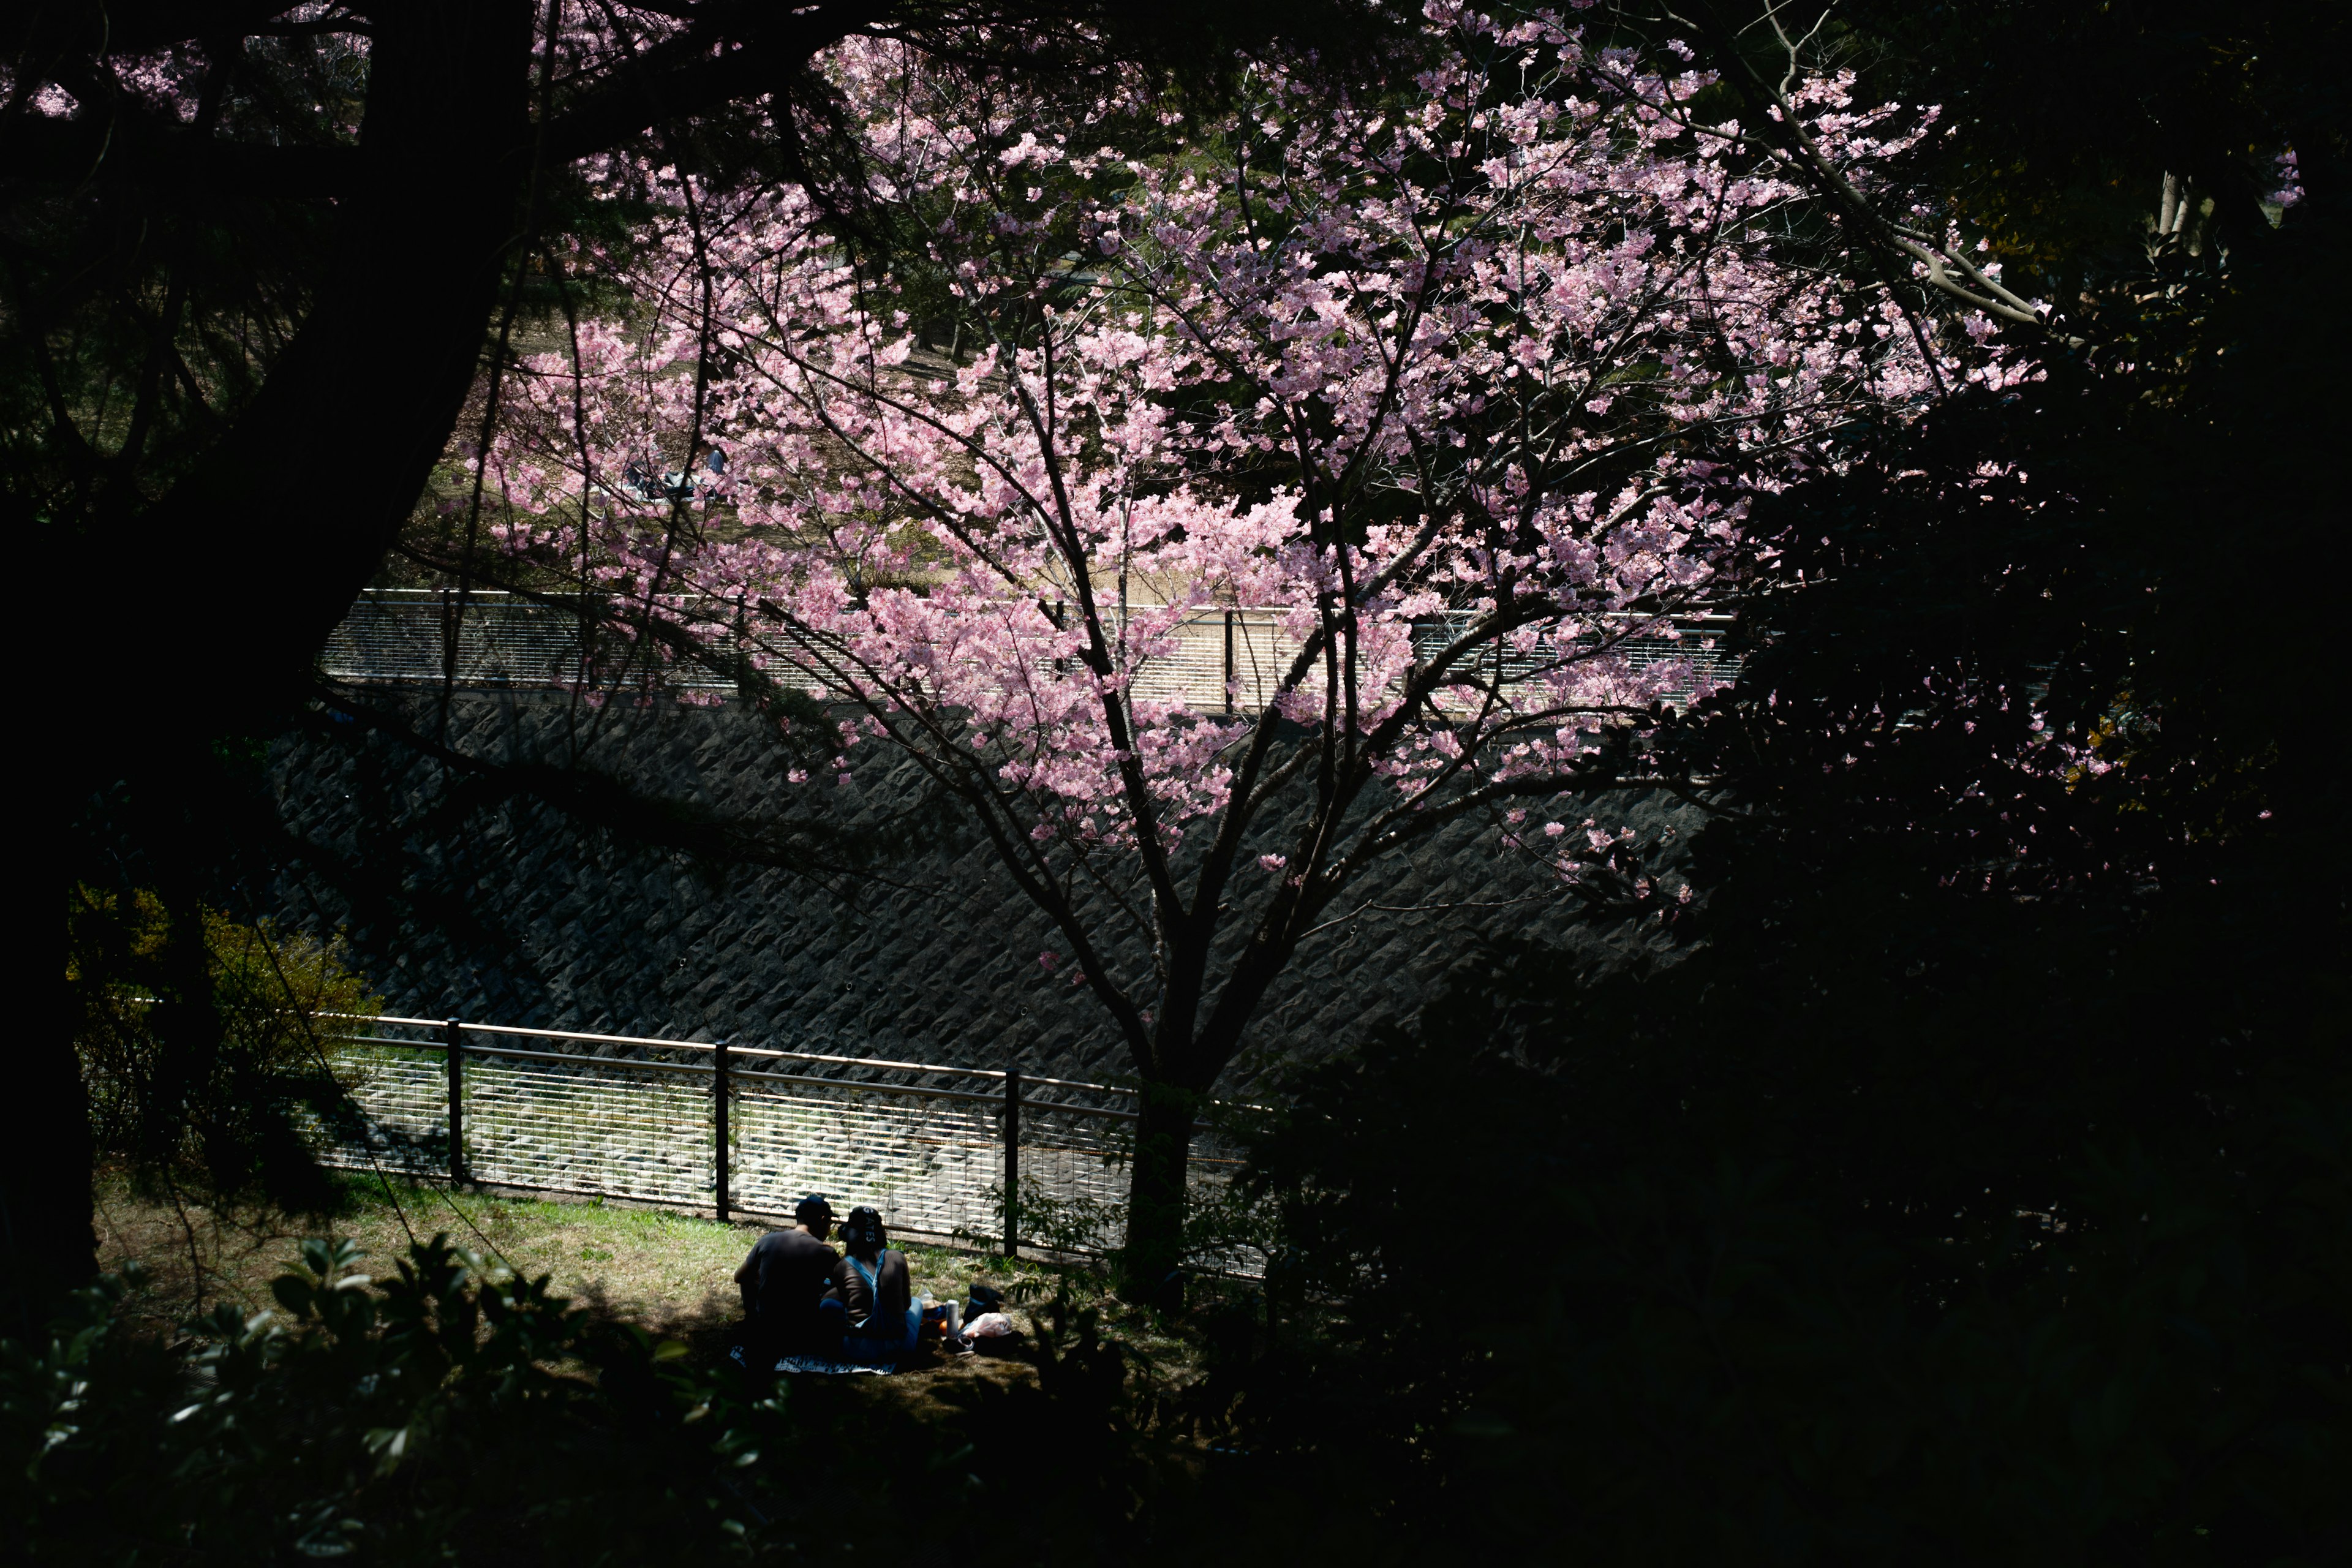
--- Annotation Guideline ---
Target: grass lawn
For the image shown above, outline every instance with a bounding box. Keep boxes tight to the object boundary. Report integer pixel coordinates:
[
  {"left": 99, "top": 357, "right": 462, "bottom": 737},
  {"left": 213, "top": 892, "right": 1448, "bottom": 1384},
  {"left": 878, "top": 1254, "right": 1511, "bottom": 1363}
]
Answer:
[{"left": 89, "top": 1167, "right": 1218, "bottom": 1400}]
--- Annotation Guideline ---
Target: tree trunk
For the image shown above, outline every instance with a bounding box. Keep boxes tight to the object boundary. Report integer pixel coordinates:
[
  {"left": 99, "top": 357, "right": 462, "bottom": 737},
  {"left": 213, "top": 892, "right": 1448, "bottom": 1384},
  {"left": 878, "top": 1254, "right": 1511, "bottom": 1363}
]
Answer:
[
  {"left": 32, "top": 1, "right": 535, "bottom": 1316},
  {"left": 1121, "top": 1077, "right": 1199, "bottom": 1302},
  {"left": 2, "top": 1000, "right": 96, "bottom": 1335},
  {"left": 69, "top": 0, "right": 535, "bottom": 764}
]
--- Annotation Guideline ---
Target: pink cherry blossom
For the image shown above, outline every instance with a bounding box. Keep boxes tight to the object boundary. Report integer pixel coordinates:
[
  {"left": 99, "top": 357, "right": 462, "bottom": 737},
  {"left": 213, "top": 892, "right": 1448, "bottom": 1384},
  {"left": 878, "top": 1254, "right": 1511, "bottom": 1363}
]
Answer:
[{"left": 470, "top": 9, "right": 2015, "bottom": 1229}]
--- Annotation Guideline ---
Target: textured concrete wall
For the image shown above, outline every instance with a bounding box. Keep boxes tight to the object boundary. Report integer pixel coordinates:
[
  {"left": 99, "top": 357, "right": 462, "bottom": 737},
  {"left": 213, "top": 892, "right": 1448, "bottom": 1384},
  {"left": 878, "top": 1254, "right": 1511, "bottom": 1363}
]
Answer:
[{"left": 267, "top": 690, "right": 1689, "bottom": 1093}]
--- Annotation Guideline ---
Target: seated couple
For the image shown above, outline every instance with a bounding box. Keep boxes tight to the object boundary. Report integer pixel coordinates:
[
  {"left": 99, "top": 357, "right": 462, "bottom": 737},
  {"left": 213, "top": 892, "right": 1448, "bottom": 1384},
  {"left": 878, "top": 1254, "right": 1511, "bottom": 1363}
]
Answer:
[{"left": 734, "top": 1195, "right": 966, "bottom": 1369}]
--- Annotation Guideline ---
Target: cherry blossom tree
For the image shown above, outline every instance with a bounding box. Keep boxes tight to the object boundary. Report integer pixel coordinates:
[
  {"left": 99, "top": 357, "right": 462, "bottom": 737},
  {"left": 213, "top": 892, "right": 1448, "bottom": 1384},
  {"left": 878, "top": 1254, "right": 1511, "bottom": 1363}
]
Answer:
[
  {"left": 13, "top": 0, "right": 1395, "bottom": 1314},
  {"left": 473, "top": 6, "right": 2015, "bottom": 1279}
]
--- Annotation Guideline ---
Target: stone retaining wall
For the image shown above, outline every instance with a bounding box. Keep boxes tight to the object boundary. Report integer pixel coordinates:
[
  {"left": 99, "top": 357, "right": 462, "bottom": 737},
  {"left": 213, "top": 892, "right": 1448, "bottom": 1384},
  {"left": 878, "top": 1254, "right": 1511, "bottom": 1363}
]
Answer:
[{"left": 267, "top": 688, "right": 1689, "bottom": 1093}]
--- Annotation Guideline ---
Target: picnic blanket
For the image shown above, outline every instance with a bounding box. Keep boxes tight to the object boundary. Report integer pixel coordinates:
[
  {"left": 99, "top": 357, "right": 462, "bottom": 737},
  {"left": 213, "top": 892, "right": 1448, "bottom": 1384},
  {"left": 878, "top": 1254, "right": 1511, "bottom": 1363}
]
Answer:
[
  {"left": 729, "top": 1345, "right": 893, "bottom": 1376},
  {"left": 774, "top": 1354, "right": 892, "bottom": 1376}
]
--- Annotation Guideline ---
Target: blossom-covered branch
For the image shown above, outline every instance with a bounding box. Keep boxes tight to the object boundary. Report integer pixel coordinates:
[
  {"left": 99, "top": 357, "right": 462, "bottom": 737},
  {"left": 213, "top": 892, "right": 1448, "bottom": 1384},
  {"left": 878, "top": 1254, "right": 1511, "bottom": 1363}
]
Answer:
[{"left": 471, "top": 3, "right": 2016, "bottom": 1264}]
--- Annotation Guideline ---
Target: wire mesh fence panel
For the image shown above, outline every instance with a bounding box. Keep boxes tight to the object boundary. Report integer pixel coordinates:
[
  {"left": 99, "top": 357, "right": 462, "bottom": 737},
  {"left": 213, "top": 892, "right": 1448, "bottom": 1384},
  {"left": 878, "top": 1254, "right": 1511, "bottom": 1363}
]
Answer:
[
  {"left": 1014, "top": 1101, "right": 1134, "bottom": 1250},
  {"left": 1620, "top": 616, "right": 1740, "bottom": 693},
  {"left": 296, "top": 1039, "right": 452, "bottom": 1178},
  {"left": 1126, "top": 612, "right": 1232, "bottom": 710},
  {"left": 321, "top": 589, "right": 738, "bottom": 693},
  {"left": 322, "top": 591, "right": 1740, "bottom": 725},
  {"left": 322, "top": 590, "right": 595, "bottom": 687},
  {"left": 200, "top": 1014, "right": 1268, "bottom": 1273},
  {"left": 1411, "top": 611, "right": 1741, "bottom": 703},
  {"left": 1184, "top": 1130, "right": 1261, "bottom": 1276},
  {"left": 326, "top": 592, "right": 1319, "bottom": 712},
  {"left": 463, "top": 1059, "right": 714, "bottom": 1207},
  {"left": 729, "top": 1084, "right": 1002, "bottom": 1237},
  {"left": 1226, "top": 610, "right": 1303, "bottom": 712},
  {"left": 1000, "top": 1109, "right": 1248, "bottom": 1267}
]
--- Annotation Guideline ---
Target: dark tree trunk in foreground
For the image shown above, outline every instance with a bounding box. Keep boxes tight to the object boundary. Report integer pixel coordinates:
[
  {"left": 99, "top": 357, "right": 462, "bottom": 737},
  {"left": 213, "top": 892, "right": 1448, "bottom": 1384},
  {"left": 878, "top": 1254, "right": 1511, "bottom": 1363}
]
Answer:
[
  {"left": 33, "top": 0, "right": 536, "bottom": 1311},
  {"left": 1, "top": 1003, "right": 97, "bottom": 1336},
  {"left": 71, "top": 0, "right": 535, "bottom": 761}
]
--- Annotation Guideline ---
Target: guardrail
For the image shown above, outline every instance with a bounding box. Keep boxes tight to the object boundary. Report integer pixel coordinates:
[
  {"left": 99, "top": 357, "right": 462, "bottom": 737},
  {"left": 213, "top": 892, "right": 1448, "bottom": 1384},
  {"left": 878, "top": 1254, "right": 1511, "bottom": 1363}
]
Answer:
[
  {"left": 303, "top": 1013, "right": 1245, "bottom": 1262},
  {"left": 322, "top": 589, "right": 734, "bottom": 692},
  {"left": 322, "top": 588, "right": 1738, "bottom": 712}
]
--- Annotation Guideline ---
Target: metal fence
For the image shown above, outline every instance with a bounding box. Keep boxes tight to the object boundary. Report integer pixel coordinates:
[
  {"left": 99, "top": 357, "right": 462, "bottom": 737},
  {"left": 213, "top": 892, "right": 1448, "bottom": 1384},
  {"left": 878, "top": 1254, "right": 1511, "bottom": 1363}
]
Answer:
[
  {"left": 323, "top": 588, "right": 1736, "bottom": 712},
  {"left": 298, "top": 1013, "right": 1247, "bottom": 1263},
  {"left": 322, "top": 590, "right": 734, "bottom": 692}
]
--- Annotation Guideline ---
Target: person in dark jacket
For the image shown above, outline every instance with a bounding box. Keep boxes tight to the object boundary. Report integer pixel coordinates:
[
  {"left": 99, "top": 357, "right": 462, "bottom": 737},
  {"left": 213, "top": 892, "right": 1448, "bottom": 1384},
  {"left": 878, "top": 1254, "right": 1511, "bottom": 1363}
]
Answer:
[{"left": 734, "top": 1194, "right": 839, "bottom": 1366}]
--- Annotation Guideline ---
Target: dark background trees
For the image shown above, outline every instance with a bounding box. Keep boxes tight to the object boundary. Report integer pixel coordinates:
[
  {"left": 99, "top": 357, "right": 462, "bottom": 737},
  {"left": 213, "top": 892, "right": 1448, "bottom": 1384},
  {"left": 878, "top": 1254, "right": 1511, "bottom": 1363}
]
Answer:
[{"left": 1225, "top": 3, "right": 2350, "bottom": 1559}]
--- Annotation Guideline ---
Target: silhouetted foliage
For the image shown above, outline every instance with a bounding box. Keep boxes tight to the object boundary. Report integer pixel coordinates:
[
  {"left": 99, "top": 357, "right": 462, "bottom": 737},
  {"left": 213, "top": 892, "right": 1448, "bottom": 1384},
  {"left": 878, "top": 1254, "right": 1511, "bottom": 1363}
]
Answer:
[
  {"left": 6, "top": 1237, "right": 777, "bottom": 1563},
  {"left": 1223, "top": 12, "right": 2350, "bottom": 1558}
]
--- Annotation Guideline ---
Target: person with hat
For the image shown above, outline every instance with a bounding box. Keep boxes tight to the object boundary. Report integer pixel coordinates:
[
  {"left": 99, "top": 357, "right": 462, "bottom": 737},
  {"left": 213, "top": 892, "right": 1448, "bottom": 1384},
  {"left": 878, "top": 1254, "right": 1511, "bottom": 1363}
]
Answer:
[{"left": 733, "top": 1194, "right": 840, "bottom": 1368}]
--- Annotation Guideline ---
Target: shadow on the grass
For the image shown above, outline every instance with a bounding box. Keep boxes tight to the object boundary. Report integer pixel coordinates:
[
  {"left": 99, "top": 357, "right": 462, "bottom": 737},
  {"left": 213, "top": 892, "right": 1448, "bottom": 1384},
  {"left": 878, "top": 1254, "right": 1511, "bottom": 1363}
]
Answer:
[{"left": 570, "top": 1276, "right": 746, "bottom": 1365}]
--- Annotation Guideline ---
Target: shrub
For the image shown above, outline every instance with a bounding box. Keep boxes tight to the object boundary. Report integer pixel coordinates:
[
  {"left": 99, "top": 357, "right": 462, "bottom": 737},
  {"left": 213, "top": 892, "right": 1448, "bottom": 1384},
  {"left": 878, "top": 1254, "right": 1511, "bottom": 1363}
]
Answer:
[
  {"left": 1235, "top": 1027, "right": 2352, "bottom": 1565},
  {"left": 69, "top": 886, "right": 378, "bottom": 1202},
  {"left": 3, "top": 1237, "right": 778, "bottom": 1564}
]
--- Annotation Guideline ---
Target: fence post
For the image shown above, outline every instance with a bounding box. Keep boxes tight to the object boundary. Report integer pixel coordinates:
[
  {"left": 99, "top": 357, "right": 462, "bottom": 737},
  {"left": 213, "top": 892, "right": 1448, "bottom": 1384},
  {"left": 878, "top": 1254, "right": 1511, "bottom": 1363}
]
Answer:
[
  {"left": 1002, "top": 1067, "right": 1021, "bottom": 1258},
  {"left": 714, "top": 1039, "right": 731, "bottom": 1223},
  {"left": 1223, "top": 611, "right": 1237, "bottom": 715},
  {"left": 444, "top": 1018, "right": 466, "bottom": 1186}
]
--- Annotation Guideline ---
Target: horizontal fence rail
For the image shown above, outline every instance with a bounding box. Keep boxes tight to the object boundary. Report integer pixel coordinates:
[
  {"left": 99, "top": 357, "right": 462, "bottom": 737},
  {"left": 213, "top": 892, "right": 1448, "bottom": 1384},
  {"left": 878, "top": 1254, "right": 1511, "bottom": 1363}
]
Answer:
[
  {"left": 323, "top": 589, "right": 1738, "bottom": 713},
  {"left": 232, "top": 1011, "right": 1257, "bottom": 1270}
]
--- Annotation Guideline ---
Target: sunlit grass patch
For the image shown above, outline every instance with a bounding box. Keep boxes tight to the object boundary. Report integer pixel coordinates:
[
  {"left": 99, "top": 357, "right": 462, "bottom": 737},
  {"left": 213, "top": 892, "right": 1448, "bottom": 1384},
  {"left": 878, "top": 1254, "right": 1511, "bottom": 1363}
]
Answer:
[{"left": 94, "top": 1169, "right": 1059, "bottom": 1341}]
